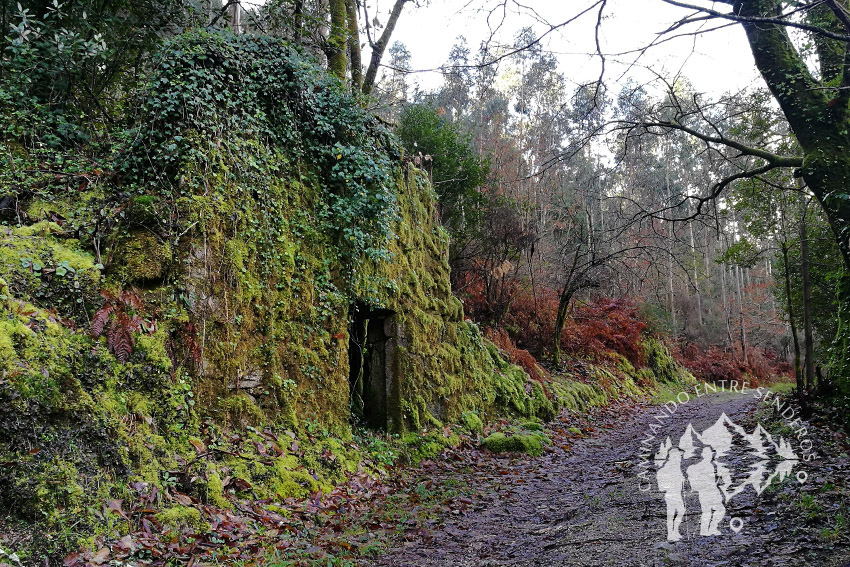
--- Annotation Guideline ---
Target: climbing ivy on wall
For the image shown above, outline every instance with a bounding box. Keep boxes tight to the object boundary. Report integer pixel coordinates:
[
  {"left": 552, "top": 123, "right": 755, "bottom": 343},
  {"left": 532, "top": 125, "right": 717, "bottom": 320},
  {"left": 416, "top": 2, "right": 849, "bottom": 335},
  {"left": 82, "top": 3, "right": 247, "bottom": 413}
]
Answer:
[{"left": 119, "top": 30, "right": 398, "bottom": 268}]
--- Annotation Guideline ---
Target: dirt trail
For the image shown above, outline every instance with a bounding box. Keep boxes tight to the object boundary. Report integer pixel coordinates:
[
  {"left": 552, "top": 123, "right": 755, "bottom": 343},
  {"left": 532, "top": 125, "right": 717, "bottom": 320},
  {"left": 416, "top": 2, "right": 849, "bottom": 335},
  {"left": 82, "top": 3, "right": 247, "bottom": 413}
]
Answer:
[{"left": 371, "top": 393, "right": 850, "bottom": 567}]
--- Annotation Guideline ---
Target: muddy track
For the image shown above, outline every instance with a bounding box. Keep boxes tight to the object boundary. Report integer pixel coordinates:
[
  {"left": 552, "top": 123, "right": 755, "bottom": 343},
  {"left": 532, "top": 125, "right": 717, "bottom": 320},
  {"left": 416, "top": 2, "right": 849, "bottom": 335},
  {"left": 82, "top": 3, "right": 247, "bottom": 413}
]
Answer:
[{"left": 370, "top": 393, "right": 850, "bottom": 567}]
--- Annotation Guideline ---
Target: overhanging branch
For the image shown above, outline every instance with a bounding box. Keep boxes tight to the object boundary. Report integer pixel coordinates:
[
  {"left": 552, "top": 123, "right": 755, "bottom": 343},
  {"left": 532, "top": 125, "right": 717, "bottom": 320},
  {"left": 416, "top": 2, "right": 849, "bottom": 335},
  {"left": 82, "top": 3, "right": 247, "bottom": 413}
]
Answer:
[
  {"left": 628, "top": 120, "right": 803, "bottom": 167},
  {"left": 661, "top": 0, "right": 850, "bottom": 41}
]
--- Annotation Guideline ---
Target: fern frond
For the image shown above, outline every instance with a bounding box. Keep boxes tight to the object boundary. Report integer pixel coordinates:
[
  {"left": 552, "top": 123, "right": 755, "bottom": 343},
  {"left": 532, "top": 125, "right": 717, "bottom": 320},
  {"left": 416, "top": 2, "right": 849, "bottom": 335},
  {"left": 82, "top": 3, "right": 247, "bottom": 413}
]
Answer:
[{"left": 91, "top": 305, "right": 114, "bottom": 337}]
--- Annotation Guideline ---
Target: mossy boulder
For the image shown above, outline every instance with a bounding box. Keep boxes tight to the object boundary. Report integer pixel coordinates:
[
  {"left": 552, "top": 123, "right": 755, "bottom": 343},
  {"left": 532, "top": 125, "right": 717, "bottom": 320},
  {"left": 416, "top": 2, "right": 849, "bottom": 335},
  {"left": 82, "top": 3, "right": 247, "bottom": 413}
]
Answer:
[
  {"left": 461, "top": 411, "right": 484, "bottom": 434},
  {"left": 0, "top": 222, "right": 100, "bottom": 323},
  {"left": 155, "top": 506, "right": 209, "bottom": 533},
  {"left": 482, "top": 430, "right": 548, "bottom": 456},
  {"left": 114, "top": 230, "right": 172, "bottom": 283},
  {"left": 401, "top": 430, "right": 461, "bottom": 463}
]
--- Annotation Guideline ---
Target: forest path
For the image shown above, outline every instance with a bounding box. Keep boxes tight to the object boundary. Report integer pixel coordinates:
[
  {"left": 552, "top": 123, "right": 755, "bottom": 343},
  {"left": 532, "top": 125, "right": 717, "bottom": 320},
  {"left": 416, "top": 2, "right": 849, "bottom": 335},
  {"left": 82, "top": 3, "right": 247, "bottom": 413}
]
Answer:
[{"left": 370, "top": 392, "right": 850, "bottom": 567}]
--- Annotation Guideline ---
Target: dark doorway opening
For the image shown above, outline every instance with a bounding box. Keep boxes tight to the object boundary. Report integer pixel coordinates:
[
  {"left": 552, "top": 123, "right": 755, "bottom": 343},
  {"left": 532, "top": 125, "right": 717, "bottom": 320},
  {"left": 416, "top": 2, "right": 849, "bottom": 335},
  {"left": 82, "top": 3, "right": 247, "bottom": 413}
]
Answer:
[{"left": 349, "top": 302, "right": 394, "bottom": 429}]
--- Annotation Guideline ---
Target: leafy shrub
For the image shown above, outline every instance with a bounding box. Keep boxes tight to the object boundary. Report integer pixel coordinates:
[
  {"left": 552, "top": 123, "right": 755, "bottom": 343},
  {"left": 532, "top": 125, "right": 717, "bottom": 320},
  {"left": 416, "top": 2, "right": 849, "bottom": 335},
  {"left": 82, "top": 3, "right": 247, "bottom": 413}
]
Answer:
[
  {"left": 396, "top": 103, "right": 489, "bottom": 252},
  {"left": 0, "top": 0, "right": 188, "bottom": 146},
  {"left": 564, "top": 299, "right": 648, "bottom": 366}
]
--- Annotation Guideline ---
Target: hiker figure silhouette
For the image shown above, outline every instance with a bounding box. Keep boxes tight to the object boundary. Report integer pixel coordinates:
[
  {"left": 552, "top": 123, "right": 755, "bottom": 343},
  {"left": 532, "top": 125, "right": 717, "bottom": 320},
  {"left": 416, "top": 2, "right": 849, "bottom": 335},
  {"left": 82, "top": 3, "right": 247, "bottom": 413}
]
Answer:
[
  {"left": 656, "top": 446, "right": 686, "bottom": 542},
  {"left": 686, "top": 446, "right": 725, "bottom": 536},
  {"left": 654, "top": 415, "right": 799, "bottom": 542}
]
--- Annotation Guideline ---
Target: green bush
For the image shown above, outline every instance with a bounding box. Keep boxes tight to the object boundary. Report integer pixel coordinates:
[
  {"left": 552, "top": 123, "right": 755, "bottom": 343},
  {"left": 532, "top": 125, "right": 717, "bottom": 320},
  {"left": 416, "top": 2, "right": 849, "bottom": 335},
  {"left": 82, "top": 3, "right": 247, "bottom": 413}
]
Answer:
[{"left": 396, "top": 103, "right": 489, "bottom": 256}]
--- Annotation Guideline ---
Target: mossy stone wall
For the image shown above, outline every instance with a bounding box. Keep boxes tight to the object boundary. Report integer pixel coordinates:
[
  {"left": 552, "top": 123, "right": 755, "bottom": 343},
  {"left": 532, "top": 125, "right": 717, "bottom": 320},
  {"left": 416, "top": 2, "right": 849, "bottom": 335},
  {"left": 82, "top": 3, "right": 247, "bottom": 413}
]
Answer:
[{"left": 367, "top": 168, "right": 515, "bottom": 431}]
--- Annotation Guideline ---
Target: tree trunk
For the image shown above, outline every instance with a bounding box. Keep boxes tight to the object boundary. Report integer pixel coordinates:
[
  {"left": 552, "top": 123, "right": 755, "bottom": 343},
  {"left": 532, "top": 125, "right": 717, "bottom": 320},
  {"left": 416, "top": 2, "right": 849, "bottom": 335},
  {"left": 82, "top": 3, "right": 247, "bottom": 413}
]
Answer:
[
  {"left": 804, "top": 160, "right": 850, "bottom": 271},
  {"left": 553, "top": 289, "right": 573, "bottom": 366},
  {"left": 229, "top": 2, "right": 242, "bottom": 33},
  {"left": 721, "top": 261, "right": 734, "bottom": 356},
  {"left": 737, "top": 0, "right": 850, "bottom": 272},
  {"left": 293, "top": 0, "right": 304, "bottom": 41},
  {"left": 735, "top": 264, "right": 748, "bottom": 364},
  {"left": 689, "top": 220, "right": 703, "bottom": 326},
  {"left": 345, "top": 0, "right": 362, "bottom": 91},
  {"left": 665, "top": 151, "right": 676, "bottom": 337},
  {"left": 800, "top": 204, "right": 816, "bottom": 392},
  {"left": 362, "top": 0, "right": 409, "bottom": 95},
  {"left": 704, "top": 231, "right": 713, "bottom": 320},
  {"left": 327, "top": 0, "right": 349, "bottom": 80},
  {"left": 780, "top": 241, "right": 803, "bottom": 392},
  {"left": 767, "top": 256, "right": 778, "bottom": 321}
]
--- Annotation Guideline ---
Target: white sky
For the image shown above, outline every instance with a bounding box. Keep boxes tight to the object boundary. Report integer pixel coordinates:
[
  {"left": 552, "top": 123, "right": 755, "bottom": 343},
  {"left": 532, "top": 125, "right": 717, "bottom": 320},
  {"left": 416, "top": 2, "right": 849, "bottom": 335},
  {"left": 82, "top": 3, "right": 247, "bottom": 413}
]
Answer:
[{"left": 384, "top": 0, "right": 764, "bottom": 96}]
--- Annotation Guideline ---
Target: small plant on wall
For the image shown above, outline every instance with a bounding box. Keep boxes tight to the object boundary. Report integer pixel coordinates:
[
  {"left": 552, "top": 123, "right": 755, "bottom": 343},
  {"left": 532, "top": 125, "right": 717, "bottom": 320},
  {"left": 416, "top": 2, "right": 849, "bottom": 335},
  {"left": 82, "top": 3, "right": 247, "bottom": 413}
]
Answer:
[{"left": 90, "top": 288, "right": 153, "bottom": 362}]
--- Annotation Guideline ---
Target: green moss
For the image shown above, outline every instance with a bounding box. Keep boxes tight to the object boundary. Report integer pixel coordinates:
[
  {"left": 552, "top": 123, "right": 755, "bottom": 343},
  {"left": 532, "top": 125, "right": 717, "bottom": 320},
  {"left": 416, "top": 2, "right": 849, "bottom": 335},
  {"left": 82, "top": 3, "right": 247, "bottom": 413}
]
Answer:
[
  {"left": 546, "top": 373, "right": 609, "bottom": 414},
  {"left": 205, "top": 469, "right": 230, "bottom": 508},
  {"left": 220, "top": 393, "right": 265, "bottom": 428},
  {"left": 0, "top": 222, "right": 100, "bottom": 323},
  {"left": 127, "top": 195, "right": 163, "bottom": 225},
  {"left": 482, "top": 431, "right": 547, "bottom": 456},
  {"left": 461, "top": 411, "right": 483, "bottom": 434},
  {"left": 492, "top": 364, "right": 532, "bottom": 416},
  {"left": 423, "top": 411, "right": 444, "bottom": 428},
  {"left": 529, "top": 382, "right": 556, "bottom": 421},
  {"left": 155, "top": 506, "right": 209, "bottom": 533},
  {"left": 0, "top": 318, "right": 29, "bottom": 372},
  {"left": 521, "top": 419, "right": 543, "bottom": 431},
  {"left": 27, "top": 198, "right": 73, "bottom": 221},
  {"left": 12, "top": 220, "right": 65, "bottom": 238},
  {"left": 615, "top": 355, "right": 636, "bottom": 376},
  {"left": 272, "top": 455, "right": 320, "bottom": 499},
  {"left": 134, "top": 327, "right": 172, "bottom": 371},
  {"left": 0, "top": 276, "right": 10, "bottom": 306},
  {"left": 401, "top": 429, "right": 461, "bottom": 464},
  {"left": 116, "top": 231, "right": 172, "bottom": 282},
  {"left": 643, "top": 337, "right": 695, "bottom": 386}
]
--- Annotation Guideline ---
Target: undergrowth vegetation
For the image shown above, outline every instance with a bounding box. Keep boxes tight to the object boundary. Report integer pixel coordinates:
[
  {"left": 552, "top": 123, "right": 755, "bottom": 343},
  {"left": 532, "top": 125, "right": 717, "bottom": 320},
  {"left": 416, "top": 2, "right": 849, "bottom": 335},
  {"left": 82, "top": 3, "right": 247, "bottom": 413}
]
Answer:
[{"left": 468, "top": 276, "right": 791, "bottom": 395}]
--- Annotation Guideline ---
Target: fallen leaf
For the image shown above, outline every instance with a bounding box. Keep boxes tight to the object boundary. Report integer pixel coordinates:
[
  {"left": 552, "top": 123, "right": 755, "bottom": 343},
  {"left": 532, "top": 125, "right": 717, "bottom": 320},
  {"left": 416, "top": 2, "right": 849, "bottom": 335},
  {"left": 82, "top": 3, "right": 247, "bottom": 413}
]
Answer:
[
  {"left": 107, "top": 499, "right": 129, "bottom": 521},
  {"left": 89, "top": 547, "right": 110, "bottom": 565}
]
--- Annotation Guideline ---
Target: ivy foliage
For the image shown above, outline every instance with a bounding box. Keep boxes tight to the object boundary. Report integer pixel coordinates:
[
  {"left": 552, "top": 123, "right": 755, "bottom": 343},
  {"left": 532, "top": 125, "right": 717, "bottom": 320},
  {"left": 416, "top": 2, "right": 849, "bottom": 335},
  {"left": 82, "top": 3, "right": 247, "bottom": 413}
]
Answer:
[{"left": 119, "top": 30, "right": 398, "bottom": 266}]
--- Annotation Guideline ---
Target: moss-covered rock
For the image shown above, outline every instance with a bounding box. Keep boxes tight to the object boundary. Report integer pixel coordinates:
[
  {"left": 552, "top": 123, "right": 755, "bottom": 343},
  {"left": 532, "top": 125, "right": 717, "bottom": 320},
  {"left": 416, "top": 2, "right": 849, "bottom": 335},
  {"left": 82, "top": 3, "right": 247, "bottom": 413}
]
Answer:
[
  {"left": 461, "top": 411, "right": 483, "bottom": 434},
  {"left": 643, "top": 337, "right": 696, "bottom": 386},
  {"left": 155, "top": 506, "right": 209, "bottom": 533},
  {"left": 0, "top": 222, "right": 100, "bottom": 323},
  {"left": 401, "top": 429, "right": 462, "bottom": 464},
  {"left": 482, "top": 431, "right": 548, "bottom": 456},
  {"left": 114, "top": 230, "right": 172, "bottom": 283}
]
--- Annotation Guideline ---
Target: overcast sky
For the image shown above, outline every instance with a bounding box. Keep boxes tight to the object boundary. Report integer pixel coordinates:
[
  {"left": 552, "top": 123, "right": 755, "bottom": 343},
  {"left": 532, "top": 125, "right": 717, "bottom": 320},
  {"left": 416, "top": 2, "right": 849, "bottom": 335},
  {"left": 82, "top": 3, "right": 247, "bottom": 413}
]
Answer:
[{"left": 383, "top": 0, "right": 763, "bottom": 96}]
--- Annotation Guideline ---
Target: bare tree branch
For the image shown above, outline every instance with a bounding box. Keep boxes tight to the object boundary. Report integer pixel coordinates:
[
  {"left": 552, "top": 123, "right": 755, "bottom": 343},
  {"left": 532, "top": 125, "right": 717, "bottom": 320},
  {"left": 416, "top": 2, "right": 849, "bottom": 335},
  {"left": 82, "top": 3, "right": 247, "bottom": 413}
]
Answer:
[
  {"left": 661, "top": 0, "right": 850, "bottom": 41},
  {"left": 362, "top": 0, "right": 412, "bottom": 95}
]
